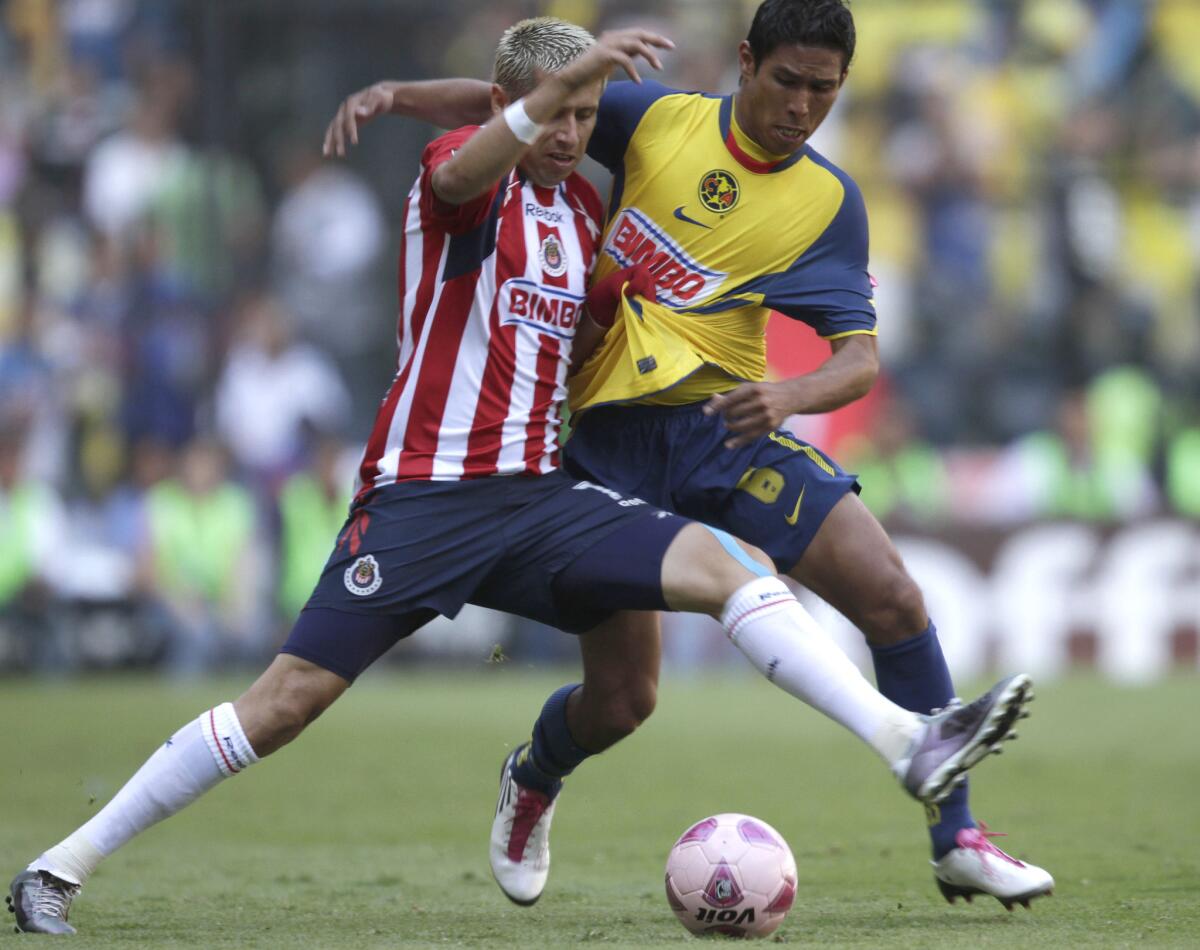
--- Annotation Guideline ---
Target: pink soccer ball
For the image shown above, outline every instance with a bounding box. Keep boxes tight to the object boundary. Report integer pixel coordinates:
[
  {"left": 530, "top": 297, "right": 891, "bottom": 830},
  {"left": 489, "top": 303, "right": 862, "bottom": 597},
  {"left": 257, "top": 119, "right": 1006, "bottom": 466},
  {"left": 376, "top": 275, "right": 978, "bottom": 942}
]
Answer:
[{"left": 664, "top": 813, "right": 797, "bottom": 939}]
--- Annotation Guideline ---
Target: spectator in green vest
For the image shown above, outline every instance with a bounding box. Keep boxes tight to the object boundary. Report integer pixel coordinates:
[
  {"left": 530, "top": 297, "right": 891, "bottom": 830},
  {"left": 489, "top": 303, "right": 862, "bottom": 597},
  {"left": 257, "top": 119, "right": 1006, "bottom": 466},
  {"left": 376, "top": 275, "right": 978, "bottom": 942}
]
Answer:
[
  {"left": 1013, "top": 385, "right": 1158, "bottom": 520},
  {"left": 1165, "top": 423, "right": 1200, "bottom": 517},
  {"left": 276, "top": 432, "right": 352, "bottom": 624},
  {"left": 0, "top": 416, "right": 66, "bottom": 670},
  {"left": 839, "top": 396, "right": 950, "bottom": 526},
  {"left": 143, "top": 437, "right": 263, "bottom": 674}
]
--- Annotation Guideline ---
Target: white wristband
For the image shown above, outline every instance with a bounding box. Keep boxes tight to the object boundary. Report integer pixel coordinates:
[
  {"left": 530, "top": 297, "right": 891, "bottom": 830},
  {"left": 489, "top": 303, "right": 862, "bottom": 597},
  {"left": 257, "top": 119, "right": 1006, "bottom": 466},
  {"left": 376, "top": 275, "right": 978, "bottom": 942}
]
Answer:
[{"left": 503, "top": 99, "right": 543, "bottom": 145}]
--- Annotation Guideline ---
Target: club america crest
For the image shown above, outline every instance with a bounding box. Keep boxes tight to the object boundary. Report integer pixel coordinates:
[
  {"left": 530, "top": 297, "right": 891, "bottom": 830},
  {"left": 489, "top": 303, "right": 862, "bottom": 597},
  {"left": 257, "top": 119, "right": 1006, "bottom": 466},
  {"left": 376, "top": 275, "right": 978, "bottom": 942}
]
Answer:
[
  {"left": 698, "top": 169, "right": 739, "bottom": 212},
  {"left": 538, "top": 233, "right": 568, "bottom": 277},
  {"left": 344, "top": 554, "right": 382, "bottom": 596}
]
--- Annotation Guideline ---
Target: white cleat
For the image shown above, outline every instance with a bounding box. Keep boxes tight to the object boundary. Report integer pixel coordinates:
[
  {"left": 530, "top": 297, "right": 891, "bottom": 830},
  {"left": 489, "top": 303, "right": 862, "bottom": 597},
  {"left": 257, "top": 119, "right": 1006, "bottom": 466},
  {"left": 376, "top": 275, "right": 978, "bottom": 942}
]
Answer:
[
  {"left": 489, "top": 745, "right": 557, "bottom": 906},
  {"left": 933, "top": 825, "right": 1055, "bottom": 910}
]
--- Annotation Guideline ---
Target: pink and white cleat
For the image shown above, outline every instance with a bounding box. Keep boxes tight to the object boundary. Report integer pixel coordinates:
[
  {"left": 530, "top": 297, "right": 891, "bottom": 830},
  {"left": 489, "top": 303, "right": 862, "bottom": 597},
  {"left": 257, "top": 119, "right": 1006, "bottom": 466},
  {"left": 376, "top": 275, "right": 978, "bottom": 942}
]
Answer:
[
  {"left": 489, "top": 745, "right": 557, "bottom": 906},
  {"left": 933, "top": 825, "right": 1055, "bottom": 910}
]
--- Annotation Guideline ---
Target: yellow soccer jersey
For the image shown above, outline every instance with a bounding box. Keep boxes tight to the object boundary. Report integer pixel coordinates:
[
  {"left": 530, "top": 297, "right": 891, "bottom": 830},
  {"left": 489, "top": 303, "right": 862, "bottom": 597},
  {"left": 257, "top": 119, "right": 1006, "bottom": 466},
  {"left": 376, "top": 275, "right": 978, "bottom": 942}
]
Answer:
[{"left": 570, "top": 80, "right": 877, "bottom": 412}]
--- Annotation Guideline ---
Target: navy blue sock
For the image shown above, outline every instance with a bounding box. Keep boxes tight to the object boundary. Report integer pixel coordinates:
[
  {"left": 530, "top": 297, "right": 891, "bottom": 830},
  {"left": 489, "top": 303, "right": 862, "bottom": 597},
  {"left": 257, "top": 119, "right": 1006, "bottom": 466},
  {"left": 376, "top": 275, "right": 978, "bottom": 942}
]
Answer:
[
  {"left": 870, "top": 623, "right": 975, "bottom": 858},
  {"left": 510, "top": 683, "right": 592, "bottom": 800}
]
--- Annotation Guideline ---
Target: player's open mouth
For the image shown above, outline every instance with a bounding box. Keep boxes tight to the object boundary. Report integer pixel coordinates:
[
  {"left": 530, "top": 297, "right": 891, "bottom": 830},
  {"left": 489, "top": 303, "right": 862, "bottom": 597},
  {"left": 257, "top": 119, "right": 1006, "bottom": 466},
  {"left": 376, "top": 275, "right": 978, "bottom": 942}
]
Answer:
[
  {"left": 775, "top": 127, "right": 806, "bottom": 143},
  {"left": 548, "top": 152, "right": 576, "bottom": 168}
]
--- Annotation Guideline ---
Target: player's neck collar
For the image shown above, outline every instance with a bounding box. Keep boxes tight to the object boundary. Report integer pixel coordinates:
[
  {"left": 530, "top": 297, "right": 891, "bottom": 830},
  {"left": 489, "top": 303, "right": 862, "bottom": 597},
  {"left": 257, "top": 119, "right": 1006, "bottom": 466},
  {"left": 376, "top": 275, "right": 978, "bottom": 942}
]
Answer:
[
  {"left": 719, "top": 96, "right": 808, "bottom": 174},
  {"left": 515, "top": 166, "right": 564, "bottom": 204}
]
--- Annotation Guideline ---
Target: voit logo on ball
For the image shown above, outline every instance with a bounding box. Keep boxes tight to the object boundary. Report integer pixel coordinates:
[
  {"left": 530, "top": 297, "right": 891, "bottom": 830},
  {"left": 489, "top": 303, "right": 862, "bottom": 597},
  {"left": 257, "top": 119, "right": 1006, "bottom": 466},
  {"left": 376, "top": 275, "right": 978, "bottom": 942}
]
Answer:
[{"left": 344, "top": 554, "right": 382, "bottom": 596}]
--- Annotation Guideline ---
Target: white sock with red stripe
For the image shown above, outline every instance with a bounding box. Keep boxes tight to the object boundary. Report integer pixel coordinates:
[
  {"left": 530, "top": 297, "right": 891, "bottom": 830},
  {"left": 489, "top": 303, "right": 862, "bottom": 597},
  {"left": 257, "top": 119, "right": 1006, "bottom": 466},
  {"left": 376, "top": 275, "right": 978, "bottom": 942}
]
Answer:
[
  {"left": 722, "top": 577, "right": 920, "bottom": 766},
  {"left": 32, "top": 704, "right": 258, "bottom": 885}
]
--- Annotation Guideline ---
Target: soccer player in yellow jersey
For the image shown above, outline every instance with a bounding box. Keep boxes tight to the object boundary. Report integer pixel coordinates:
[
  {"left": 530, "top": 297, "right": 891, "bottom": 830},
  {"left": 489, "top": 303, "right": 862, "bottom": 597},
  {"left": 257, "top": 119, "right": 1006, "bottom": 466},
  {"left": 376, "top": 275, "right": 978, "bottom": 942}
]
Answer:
[{"left": 325, "top": 0, "right": 1053, "bottom": 910}]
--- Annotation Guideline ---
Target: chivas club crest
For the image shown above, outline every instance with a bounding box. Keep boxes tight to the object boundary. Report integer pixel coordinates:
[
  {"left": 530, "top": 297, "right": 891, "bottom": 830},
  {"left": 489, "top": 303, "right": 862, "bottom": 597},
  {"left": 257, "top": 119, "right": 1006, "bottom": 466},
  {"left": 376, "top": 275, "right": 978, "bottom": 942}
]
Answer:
[
  {"left": 698, "top": 169, "right": 739, "bottom": 213},
  {"left": 538, "top": 233, "right": 568, "bottom": 277},
  {"left": 344, "top": 554, "right": 382, "bottom": 596}
]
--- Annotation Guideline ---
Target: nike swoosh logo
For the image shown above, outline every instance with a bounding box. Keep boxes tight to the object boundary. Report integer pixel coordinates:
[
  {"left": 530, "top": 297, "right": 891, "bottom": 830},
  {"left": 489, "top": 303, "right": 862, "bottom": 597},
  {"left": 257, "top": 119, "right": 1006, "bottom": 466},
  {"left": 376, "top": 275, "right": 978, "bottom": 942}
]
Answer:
[
  {"left": 672, "top": 205, "right": 712, "bottom": 229},
  {"left": 784, "top": 486, "right": 806, "bottom": 526}
]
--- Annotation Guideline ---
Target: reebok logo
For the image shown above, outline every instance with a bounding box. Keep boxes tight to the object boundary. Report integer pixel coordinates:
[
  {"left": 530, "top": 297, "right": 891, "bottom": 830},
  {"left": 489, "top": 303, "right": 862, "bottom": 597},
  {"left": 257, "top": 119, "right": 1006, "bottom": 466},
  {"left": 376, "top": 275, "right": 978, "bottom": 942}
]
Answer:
[{"left": 525, "top": 203, "right": 564, "bottom": 224}]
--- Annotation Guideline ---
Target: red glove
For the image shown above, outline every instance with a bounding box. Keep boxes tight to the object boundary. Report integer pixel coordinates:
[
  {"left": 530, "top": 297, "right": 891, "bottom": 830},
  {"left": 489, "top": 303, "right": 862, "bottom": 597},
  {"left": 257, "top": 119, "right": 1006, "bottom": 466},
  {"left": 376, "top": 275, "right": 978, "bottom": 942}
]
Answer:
[{"left": 585, "top": 264, "right": 657, "bottom": 328}]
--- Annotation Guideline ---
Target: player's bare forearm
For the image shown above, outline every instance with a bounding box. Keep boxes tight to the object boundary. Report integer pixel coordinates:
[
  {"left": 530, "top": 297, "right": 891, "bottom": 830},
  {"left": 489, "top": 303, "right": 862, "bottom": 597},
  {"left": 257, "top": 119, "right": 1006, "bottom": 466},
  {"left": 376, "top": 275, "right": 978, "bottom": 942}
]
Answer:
[
  {"left": 779, "top": 333, "right": 879, "bottom": 412},
  {"left": 390, "top": 79, "right": 494, "bottom": 126},
  {"left": 323, "top": 79, "right": 493, "bottom": 157},
  {"left": 704, "top": 334, "right": 879, "bottom": 449},
  {"left": 433, "top": 30, "right": 671, "bottom": 206}
]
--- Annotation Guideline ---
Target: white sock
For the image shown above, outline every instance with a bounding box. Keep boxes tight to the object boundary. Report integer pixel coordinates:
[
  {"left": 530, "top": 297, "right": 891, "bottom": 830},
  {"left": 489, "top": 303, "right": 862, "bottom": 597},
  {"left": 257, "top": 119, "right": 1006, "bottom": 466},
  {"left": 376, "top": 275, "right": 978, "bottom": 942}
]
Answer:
[
  {"left": 722, "top": 577, "right": 920, "bottom": 767},
  {"left": 32, "top": 703, "right": 259, "bottom": 886}
]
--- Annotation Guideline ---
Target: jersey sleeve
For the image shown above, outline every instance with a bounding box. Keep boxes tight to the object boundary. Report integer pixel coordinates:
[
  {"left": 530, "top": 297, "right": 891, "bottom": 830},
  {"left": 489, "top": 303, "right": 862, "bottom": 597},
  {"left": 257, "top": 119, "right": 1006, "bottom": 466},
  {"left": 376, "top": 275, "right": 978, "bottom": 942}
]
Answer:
[
  {"left": 418, "top": 126, "right": 501, "bottom": 235},
  {"left": 587, "top": 80, "right": 677, "bottom": 172},
  {"left": 765, "top": 176, "right": 877, "bottom": 338}
]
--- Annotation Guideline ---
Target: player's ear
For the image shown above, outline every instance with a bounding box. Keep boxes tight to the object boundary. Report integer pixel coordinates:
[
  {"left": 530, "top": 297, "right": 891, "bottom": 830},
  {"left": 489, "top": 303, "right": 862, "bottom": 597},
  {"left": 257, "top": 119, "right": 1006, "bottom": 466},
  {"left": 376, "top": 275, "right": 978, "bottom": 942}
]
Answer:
[
  {"left": 737, "top": 40, "right": 756, "bottom": 82},
  {"left": 490, "top": 83, "right": 509, "bottom": 116}
]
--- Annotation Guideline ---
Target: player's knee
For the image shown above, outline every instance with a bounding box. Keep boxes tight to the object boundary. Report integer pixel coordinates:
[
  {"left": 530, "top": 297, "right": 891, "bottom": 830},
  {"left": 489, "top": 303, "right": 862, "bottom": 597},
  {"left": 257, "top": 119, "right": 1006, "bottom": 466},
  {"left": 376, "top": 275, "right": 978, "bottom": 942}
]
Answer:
[
  {"left": 860, "top": 570, "right": 928, "bottom": 645},
  {"left": 738, "top": 541, "right": 775, "bottom": 575},
  {"left": 590, "top": 680, "right": 656, "bottom": 742},
  {"left": 237, "top": 661, "right": 345, "bottom": 754},
  {"left": 623, "top": 677, "right": 658, "bottom": 728}
]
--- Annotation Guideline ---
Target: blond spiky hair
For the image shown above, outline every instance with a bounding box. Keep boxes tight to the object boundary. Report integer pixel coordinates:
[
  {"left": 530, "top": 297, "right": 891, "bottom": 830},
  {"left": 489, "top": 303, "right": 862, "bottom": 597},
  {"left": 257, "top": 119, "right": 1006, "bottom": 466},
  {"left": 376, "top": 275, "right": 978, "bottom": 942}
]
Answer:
[{"left": 493, "top": 17, "right": 596, "bottom": 99}]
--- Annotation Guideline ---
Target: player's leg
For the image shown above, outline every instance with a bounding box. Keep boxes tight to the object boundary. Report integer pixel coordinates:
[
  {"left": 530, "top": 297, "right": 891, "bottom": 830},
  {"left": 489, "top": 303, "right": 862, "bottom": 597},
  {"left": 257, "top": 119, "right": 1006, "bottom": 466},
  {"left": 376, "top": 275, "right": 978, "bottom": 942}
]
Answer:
[
  {"left": 8, "top": 607, "right": 430, "bottom": 934},
  {"left": 8, "top": 654, "right": 343, "bottom": 934},
  {"left": 793, "top": 492, "right": 1053, "bottom": 906},
  {"left": 492, "top": 610, "right": 661, "bottom": 904},
  {"left": 572, "top": 611, "right": 661, "bottom": 751},
  {"left": 657, "top": 522, "right": 930, "bottom": 771},
  {"left": 556, "top": 518, "right": 1028, "bottom": 800},
  {"left": 658, "top": 411, "right": 1051, "bottom": 907},
  {"left": 790, "top": 492, "right": 967, "bottom": 844},
  {"left": 510, "top": 610, "right": 661, "bottom": 791}
]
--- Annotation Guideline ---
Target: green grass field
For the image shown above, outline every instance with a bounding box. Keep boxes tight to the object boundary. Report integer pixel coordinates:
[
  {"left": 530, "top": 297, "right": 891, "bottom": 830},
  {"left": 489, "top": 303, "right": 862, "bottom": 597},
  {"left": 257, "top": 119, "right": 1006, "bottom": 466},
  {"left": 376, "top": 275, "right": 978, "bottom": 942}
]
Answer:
[{"left": 2, "top": 670, "right": 1198, "bottom": 948}]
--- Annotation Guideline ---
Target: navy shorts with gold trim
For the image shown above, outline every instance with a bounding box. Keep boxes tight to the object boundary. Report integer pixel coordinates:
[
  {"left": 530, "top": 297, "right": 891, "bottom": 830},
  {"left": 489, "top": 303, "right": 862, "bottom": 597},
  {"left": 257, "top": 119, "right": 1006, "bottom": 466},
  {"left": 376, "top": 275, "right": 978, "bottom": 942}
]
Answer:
[{"left": 564, "top": 403, "right": 859, "bottom": 573}]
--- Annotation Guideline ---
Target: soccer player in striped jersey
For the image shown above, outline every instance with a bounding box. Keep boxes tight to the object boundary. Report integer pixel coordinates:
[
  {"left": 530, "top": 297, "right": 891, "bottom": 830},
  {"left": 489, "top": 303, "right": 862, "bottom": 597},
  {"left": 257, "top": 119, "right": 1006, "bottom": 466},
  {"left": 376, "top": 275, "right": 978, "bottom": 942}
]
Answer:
[
  {"left": 9, "top": 18, "right": 1035, "bottom": 935},
  {"left": 321, "top": 0, "right": 1054, "bottom": 913}
]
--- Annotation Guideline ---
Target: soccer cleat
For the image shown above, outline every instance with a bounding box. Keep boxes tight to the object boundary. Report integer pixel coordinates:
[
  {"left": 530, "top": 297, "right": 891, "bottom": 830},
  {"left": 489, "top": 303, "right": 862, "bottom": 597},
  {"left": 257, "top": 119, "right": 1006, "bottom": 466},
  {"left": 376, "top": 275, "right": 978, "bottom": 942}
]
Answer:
[
  {"left": 895, "top": 674, "right": 1033, "bottom": 803},
  {"left": 489, "top": 744, "right": 557, "bottom": 906},
  {"left": 934, "top": 825, "right": 1055, "bottom": 909},
  {"left": 8, "top": 869, "right": 81, "bottom": 935}
]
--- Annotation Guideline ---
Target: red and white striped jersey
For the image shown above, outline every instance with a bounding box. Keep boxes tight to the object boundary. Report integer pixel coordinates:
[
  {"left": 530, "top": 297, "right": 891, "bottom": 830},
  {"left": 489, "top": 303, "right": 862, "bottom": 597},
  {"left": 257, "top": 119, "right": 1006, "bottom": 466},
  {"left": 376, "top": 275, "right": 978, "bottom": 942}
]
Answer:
[{"left": 357, "top": 127, "right": 604, "bottom": 492}]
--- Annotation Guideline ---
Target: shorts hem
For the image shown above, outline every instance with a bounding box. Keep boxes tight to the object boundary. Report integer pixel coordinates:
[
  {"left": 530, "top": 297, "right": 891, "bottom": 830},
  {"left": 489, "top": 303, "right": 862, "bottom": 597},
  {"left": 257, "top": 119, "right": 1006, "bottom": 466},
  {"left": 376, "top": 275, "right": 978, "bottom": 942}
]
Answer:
[
  {"left": 278, "top": 644, "right": 359, "bottom": 685},
  {"left": 768, "top": 477, "right": 859, "bottom": 572}
]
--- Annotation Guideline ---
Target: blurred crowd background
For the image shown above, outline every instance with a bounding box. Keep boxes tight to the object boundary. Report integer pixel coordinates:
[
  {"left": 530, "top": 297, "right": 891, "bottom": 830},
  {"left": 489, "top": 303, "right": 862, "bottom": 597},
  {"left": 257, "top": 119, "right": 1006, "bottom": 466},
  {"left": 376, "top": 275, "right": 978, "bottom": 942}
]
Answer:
[{"left": 1, "top": 0, "right": 1197, "bottom": 677}]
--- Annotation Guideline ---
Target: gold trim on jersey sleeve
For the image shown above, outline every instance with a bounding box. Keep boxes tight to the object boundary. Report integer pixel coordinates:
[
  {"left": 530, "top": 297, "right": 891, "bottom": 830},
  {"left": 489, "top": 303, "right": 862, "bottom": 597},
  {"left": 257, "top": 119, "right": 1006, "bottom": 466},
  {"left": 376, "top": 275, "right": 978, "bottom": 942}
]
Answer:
[{"left": 820, "top": 327, "right": 879, "bottom": 342}]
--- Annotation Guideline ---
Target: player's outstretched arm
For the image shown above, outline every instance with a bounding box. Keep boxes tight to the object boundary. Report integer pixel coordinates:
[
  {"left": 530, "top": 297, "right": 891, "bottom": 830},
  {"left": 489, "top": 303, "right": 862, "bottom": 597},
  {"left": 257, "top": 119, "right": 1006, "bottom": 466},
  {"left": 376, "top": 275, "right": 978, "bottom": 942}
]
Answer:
[
  {"left": 704, "top": 334, "right": 879, "bottom": 449},
  {"left": 323, "top": 78, "right": 493, "bottom": 157},
  {"left": 431, "top": 29, "right": 672, "bottom": 206}
]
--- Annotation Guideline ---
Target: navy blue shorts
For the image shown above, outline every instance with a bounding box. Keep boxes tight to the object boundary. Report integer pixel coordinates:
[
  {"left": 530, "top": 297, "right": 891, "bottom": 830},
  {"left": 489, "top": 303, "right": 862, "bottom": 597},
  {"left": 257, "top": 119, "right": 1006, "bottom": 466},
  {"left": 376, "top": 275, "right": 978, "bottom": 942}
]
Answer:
[
  {"left": 282, "top": 470, "right": 687, "bottom": 681},
  {"left": 564, "top": 404, "right": 859, "bottom": 573}
]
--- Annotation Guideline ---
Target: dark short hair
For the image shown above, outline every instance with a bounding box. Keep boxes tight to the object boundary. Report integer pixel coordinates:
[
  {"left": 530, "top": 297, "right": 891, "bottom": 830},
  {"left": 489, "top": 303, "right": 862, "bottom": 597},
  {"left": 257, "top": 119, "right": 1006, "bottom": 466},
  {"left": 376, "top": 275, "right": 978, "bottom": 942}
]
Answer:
[{"left": 746, "top": 0, "right": 856, "bottom": 71}]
